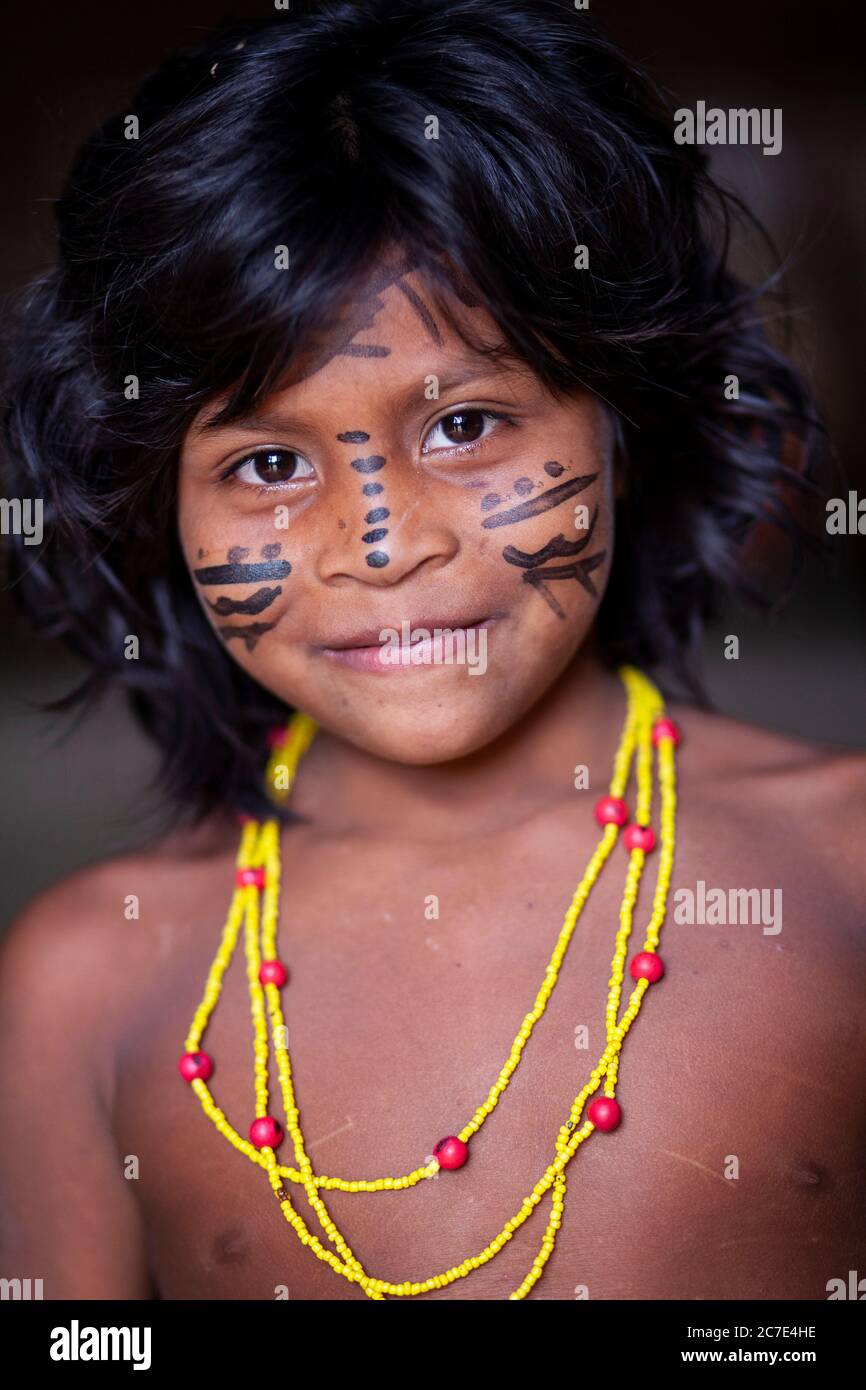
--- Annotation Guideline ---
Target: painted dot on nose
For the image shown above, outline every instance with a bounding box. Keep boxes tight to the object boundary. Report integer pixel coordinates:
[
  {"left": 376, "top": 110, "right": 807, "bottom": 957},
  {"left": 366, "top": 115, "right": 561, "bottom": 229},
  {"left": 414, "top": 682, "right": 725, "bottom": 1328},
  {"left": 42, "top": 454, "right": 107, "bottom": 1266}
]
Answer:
[
  {"left": 362, "top": 482, "right": 383, "bottom": 496},
  {"left": 362, "top": 528, "right": 388, "bottom": 543},
  {"left": 365, "top": 508, "right": 390, "bottom": 523},
  {"left": 350, "top": 455, "right": 386, "bottom": 474},
  {"left": 366, "top": 551, "right": 390, "bottom": 568}
]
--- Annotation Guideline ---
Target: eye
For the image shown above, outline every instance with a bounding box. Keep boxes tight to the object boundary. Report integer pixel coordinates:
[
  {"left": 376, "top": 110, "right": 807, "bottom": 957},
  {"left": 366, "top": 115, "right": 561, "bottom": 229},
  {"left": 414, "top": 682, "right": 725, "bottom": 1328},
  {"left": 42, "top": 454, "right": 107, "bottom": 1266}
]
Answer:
[
  {"left": 230, "top": 448, "right": 314, "bottom": 488},
  {"left": 422, "top": 409, "right": 509, "bottom": 453}
]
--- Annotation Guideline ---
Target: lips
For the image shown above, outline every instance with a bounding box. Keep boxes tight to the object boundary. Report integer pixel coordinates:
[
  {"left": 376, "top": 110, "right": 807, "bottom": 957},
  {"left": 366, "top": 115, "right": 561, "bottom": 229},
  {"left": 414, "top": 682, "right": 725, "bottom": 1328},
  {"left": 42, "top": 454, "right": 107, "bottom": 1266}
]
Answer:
[
  {"left": 318, "top": 615, "right": 493, "bottom": 651},
  {"left": 316, "top": 613, "right": 499, "bottom": 675}
]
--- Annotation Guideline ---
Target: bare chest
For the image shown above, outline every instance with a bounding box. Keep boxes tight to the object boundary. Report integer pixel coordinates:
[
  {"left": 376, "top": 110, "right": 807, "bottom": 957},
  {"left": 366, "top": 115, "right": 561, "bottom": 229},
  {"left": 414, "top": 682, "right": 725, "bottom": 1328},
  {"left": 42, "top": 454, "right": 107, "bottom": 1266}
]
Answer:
[{"left": 113, "top": 821, "right": 857, "bottom": 1300}]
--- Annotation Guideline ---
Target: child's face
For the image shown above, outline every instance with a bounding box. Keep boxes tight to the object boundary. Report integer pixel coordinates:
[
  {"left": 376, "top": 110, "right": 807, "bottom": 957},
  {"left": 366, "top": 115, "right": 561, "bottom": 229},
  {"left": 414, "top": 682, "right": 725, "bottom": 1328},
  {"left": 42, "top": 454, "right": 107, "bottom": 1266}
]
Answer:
[{"left": 178, "top": 255, "right": 616, "bottom": 762}]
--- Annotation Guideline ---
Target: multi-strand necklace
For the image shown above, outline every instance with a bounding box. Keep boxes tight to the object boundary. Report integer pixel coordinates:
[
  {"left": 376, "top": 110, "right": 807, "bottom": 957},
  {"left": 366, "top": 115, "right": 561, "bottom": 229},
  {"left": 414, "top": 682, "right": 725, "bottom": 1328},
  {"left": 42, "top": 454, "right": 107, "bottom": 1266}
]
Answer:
[{"left": 179, "top": 664, "right": 680, "bottom": 1299}]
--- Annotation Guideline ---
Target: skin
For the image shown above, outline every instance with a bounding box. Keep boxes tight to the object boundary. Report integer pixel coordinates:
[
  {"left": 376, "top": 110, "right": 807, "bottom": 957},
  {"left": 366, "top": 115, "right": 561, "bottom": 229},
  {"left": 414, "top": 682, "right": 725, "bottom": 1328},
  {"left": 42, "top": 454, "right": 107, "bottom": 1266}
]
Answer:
[
  {"left": 1, "top": 257, "right": 865, "bottom": 1302},
  {"left": 178, "top": 253, "right": 616, "bottom": 763}
]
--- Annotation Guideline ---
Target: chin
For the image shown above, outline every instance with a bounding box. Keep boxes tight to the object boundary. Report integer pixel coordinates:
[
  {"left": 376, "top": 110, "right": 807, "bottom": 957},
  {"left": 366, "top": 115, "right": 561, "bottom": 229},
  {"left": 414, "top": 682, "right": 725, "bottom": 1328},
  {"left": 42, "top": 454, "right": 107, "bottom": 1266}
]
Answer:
[{"left": 330, "top": 701, "right": 512, "bottom": 766}]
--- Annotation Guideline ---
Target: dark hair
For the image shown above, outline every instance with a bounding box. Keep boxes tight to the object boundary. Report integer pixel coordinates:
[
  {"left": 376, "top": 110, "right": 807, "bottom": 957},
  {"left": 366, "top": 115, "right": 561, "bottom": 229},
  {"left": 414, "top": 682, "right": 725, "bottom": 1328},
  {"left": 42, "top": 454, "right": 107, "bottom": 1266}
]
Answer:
[{"left": 1, "top": 0, "right": 825, "bottom": 821}]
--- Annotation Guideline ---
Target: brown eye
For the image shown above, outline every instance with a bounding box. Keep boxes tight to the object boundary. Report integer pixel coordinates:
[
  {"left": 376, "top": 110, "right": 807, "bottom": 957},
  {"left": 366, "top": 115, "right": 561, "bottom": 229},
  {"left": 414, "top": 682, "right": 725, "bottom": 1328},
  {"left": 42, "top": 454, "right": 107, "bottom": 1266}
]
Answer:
[
  {"left": 422, "top": 408, "right": 509, "bottom": 454},
  {"left": 233, "top": 449, "right": 314, "bottom": 487},
  {"left": 440, "top": 410, "right": 485, "bottom": 443}
]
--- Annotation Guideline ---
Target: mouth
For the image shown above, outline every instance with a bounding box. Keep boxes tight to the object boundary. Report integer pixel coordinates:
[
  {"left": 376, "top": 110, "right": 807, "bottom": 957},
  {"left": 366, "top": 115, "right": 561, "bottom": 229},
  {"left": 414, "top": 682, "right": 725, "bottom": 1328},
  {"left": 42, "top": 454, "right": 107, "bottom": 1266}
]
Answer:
[{"left": 316, "top": 613, "right": 499, "bottom": 674}]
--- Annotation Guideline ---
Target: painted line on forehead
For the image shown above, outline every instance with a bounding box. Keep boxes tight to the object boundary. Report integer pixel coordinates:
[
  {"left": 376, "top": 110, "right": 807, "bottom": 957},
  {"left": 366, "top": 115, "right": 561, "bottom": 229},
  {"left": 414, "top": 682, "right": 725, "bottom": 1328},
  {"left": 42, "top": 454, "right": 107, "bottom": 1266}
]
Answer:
[
  {"left": 343, "top": 344, "right": 390, "bottom": 359},
  {"left": 481, "top": 472, "right": 597, "bottom": 529},
  {"left": 290, "top": 250, "right": 461, "bottom": 386},
  {"left": 350, "top": 456, "right": 386, "bottom": 474},
  {"left": 194, "top": 560, "right": 292, "bottom": 585},
  {"left": 396, "top": 280, "right": 443, "bottom": 346},
  {"left": 205, "top": 586, "right": 283, "bottom": 616},
  {"left": 217, "top": 620, "right": 278, "bottom": 651},
  {"left": 292, "top": 257, "right": 416, "bottom": 382},
  {"left": 337, "top": 430, "right": 371, "bottom": 443}
]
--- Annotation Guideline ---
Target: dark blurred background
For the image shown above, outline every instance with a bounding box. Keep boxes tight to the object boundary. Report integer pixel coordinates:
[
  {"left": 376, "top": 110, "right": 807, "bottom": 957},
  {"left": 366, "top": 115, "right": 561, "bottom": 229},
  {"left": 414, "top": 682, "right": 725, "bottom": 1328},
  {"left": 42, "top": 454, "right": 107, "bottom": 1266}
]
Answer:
[{"left": 1, "top": 0, "right": 863, "bottom": 926}]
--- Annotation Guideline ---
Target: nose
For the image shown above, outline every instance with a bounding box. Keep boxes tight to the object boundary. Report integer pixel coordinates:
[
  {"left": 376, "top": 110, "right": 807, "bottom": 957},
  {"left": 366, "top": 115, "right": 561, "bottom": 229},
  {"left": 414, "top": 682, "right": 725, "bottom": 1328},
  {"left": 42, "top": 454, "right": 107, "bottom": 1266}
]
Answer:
[{"left": 316, "top": 450, "right": 459, "bottom": 587}]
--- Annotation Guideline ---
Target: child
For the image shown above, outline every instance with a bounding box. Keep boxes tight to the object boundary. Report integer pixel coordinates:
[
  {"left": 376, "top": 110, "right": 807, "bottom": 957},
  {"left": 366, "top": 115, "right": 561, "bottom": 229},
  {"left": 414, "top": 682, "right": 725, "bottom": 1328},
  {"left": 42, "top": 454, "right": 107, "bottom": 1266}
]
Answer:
[{"left": 1, "top": 0, "right": 863, "bottom": 1301}]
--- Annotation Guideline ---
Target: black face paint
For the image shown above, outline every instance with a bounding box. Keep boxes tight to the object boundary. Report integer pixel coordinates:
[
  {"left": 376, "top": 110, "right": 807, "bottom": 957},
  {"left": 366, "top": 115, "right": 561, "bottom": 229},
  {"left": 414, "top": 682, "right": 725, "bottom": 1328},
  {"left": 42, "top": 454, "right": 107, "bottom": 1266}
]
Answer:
[
  {"left": 362, "top": 482, "right": 384, "bottom": 496},
  {"left": 480, "top": 493, "right": 501, "bottom": 511},
  {"left": 366, "top": 551, "right": 390, "bottom": 568},
  {"left": 481, "top": 472, "right": 597, "bottom": 529},
  {"left": 206, "top": 586, "right": 282, "bottom": 616},
  {"left": 194, "top": 559, "right": 292, "bottom": 584},
  {"left": 502, "top": 506, "right": 605, "bottom": 618},
  {"left": 337, "top": 430, "right": 370, "bottom": 443},
  {"left": 217, "top": 621, "right": 278, "bottom": 651},
  {"left": 227, "top": 545, "right": 250, "bottom": 562},
  {"left": 292, "top": 252, "right": 443, "bottom": 382},
  {"left": 544, "top": 461, "right": 565, "bottom": 477},
  {"left": 261, "top": 542, "right": 281, "bottom": 559},
  {"left": 361, "top": 527, "right": 388, "bottom": 543},
  {"left": 395, "top": 279, "right": 443, "bottom": 346},
  {"left": 364, "top": 507, "right": 389, "bottom": 523},
  {"left": 350, "top": 455, "right": 386, "bottom": 474},
  {"left": 513, "top": 477, "right": 534, "bottom": 496}
]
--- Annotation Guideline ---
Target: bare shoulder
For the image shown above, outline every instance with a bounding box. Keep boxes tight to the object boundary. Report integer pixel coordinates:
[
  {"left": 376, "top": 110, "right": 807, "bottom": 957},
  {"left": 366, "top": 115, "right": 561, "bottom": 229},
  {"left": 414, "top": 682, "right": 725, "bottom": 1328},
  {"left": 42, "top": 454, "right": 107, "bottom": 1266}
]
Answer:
[
  {"left": 0, "top": 813, "right": 238, "bottom": 1097},
  {"left": 0, "top": 818, "right": 241, "bottom": 1299},
  {"left": 662, "top": 698, "right": 866, "bottom": 1039},
  {"left": 670, "top": 697, "right": 866, "bottom": 899}
]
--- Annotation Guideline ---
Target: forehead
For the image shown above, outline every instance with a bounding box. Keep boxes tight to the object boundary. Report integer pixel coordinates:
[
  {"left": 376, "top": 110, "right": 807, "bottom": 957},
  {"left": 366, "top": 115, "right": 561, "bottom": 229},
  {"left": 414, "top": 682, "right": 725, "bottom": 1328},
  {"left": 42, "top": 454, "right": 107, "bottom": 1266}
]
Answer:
[{"left": 192, "top": 253, "right": 532, "bottom": 436}]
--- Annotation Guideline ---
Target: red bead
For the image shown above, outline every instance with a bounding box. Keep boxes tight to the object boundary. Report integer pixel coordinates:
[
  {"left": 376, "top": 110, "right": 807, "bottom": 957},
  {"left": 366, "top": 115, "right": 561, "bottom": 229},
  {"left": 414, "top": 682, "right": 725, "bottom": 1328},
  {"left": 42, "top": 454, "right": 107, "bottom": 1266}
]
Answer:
[
  {"left": 236, "top": 867, "right": 266, "bottom": 888},
  {"left": 594, "top": 796, "right": 629, "bottom": 827},
  {"left": 249, "top": 1116, "right": 284, "bottom": 1149},
  {"left": 433, "top": 1135, "right": 469, "bottom": 1170},
  {"left": 623, "top": 824, "right": 656, "bottom": 853},
  {"left": 259, "top": 959, "right": 289, "bottom": 987},
  {"left": 267, "top": 726, "right": 288, "bottom": 748},
  {"left": 178, "top": 1051, "right": 213, "bottom": 1082},
  {"left": 630, "top": 951, "right": 665, "bottom": 983},
  {"left": 587, "top": 1097, "right": 622, "bottom": 1132},
  {"left": 652, "top": 718, "right": 682, "bottom": 746}
]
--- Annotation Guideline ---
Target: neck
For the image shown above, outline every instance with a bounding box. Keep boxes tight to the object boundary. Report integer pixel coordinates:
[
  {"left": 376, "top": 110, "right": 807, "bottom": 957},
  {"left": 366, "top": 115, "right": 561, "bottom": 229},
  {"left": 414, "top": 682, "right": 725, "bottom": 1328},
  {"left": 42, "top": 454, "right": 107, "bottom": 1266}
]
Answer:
[{"left": 290, "top": 647, "right": 626, "bottom": 838}]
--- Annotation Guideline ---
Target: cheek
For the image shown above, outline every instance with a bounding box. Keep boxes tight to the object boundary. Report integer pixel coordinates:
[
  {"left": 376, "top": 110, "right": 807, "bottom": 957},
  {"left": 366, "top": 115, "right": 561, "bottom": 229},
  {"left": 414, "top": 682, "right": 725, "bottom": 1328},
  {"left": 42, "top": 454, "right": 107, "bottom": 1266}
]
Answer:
[
  {"left": 179, "top": 494, "right": 297, "bottom": 657},
  {"left": 474, "top": 458, "right": 614, "bottom": 623}
]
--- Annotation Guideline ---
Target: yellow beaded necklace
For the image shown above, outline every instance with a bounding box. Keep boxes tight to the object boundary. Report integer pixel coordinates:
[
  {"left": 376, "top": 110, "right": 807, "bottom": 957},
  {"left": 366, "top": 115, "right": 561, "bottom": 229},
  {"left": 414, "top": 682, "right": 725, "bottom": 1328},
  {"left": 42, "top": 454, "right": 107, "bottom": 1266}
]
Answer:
[{"left": 180, "top": 664, "right": 679, "bottom": 1299}]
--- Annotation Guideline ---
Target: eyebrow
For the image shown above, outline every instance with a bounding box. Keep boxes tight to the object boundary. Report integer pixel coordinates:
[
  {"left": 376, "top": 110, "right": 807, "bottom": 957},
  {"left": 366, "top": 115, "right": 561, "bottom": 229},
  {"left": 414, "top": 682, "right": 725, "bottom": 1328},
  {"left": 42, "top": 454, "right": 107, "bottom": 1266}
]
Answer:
[{"left": 193, "top": 358, "right": 527, "bottom": 438}]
